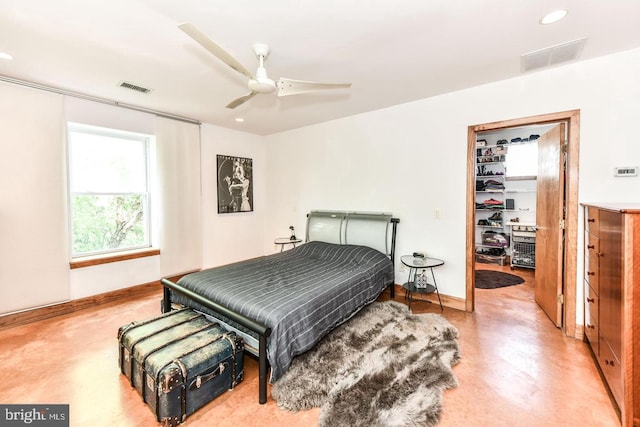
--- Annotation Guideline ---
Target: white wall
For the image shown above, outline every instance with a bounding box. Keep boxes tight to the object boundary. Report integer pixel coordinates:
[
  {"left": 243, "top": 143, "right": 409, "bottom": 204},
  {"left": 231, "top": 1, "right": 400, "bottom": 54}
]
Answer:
[
  {"left": 0, "top": 84, "right": 69, "bottom": 313},
  {"left": 200, "top": 124, "right": 267, "bottom": 267},
  {"left": 2, "top": 47, "right": 639, "bottom": 321},
  {"left": 65, "top": 100, "right": 205, "bottom": 300},
  {"left": 66, "top": 106, "right": 269, "bottom": 299},
  {"left": 155, "top": 117, "right": 203, "bottom": 278},
  {"left": 0, "top": 81, "right": 267, "bottom": 314},
  {"left": 265, "top": 47, "right": 640, "bottom": 316},
  {"left": 64, "top": 98, "right": 163, "bottom": 300}
]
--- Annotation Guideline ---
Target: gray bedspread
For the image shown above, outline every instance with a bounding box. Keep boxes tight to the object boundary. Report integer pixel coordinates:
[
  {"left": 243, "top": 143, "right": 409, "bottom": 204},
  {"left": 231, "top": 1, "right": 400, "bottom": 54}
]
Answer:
[{"left": 172, "top": 241, "right": 394, "bottom": 381}]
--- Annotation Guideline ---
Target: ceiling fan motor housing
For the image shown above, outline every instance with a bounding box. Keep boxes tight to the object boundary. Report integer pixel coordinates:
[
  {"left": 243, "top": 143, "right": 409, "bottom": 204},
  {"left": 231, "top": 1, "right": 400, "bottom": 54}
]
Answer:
[{"left": 248, "top": 71, "right": 276, "bottom": 93}]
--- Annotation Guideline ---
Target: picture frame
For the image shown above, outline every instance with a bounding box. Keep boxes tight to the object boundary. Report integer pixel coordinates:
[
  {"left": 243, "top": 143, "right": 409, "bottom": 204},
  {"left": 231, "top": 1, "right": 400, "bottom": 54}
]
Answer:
[{"left": 217, "top": 154, "right": 254, "bottom": 214}]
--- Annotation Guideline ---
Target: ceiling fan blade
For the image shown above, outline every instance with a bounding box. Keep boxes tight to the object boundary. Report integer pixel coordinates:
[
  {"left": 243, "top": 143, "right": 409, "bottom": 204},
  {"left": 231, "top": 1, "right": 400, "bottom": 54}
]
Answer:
[
  {"left": 226, "top": 92, "right": 258, "bottom": 109},
  {"left": 277, "top": 78, "right": 351, "bottom": 97},
  {"left": 178, "top": 23, "right": 255, "bottom": 80}
]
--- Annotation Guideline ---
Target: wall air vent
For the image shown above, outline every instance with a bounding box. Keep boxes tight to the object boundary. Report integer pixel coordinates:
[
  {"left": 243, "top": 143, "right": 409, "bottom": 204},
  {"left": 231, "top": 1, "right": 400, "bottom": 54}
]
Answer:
[
  {"left": 521, "top": 38, "right": 587, "bottom": 72},
  {"left": 119, "top": 81, "right": 152, "bottom": 94}
]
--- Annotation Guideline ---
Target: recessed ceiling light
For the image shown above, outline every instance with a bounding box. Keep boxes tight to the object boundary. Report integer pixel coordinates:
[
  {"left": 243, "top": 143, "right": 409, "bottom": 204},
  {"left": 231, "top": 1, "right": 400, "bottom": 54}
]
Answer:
[
  {"left": 234, "top": 117, "right": 244, "bottom": 122},
  {"left": 540, "top": 9, "right": 568, "bottom": 25},
  {"left": 0, "top": 52, "right": 13, "bottom": 60}
]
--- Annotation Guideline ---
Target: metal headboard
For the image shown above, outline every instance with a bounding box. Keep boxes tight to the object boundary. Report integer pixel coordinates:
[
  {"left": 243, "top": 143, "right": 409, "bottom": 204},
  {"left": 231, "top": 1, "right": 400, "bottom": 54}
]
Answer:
[
  {"left": 344, "top": 212, "right": 392, "bottom": 255},
  {"left": 306, "top": 210, "right": 398, "bottom": 258},
  {"left": 306, "top": 210, "right": 347, "bottom": 244}
]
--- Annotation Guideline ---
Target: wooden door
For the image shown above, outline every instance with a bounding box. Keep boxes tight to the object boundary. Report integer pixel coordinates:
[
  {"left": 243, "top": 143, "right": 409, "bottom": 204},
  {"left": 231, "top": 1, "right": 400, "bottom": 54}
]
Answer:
[{"left": 535, "top": 123, "right": 566, "bottom": 327}]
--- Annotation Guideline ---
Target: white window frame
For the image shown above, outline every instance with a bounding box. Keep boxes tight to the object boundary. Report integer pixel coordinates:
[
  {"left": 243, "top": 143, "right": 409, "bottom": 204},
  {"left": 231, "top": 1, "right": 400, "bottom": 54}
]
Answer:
[{"left": 67, "top": 122, "right": 153, "bottom": 258}]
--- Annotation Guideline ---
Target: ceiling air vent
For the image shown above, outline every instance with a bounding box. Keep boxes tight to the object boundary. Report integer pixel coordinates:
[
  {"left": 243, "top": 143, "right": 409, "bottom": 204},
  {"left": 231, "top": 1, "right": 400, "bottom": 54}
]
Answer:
[
  {"left": 521, "top": 38, "right": 587, "bottom": 72},
  {"left": 119, "top": 81, "right": 152, "bottom": 94}
]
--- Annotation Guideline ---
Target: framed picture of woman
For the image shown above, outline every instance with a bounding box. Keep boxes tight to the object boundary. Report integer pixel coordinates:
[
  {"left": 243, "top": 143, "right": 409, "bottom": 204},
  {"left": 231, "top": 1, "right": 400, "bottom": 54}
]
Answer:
[{"left": 216, "top": 154, "right": 253, "bottom": 213}]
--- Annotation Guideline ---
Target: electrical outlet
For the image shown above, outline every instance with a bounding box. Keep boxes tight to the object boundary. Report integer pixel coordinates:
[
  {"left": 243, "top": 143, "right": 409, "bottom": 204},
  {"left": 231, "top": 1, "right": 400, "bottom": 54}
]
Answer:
[
  {"left": 399, "top": 264, "right": 406, "bottom": 272},
  {"left": 435, "top": 208, "right": 442, "bottom": 219}
]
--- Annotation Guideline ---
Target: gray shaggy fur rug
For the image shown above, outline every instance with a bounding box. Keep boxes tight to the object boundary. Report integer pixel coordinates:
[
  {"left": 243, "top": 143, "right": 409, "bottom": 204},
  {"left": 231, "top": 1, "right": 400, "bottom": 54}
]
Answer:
[{"left": 271, "top": 301, "right": 460, "bottom": 427}]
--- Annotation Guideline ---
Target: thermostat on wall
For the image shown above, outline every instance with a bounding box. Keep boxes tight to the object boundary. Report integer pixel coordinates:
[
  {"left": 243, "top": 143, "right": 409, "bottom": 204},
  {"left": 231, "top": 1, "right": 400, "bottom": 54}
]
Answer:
[{"left": 614, "top": 166, "right": 638, "bottom": 177}]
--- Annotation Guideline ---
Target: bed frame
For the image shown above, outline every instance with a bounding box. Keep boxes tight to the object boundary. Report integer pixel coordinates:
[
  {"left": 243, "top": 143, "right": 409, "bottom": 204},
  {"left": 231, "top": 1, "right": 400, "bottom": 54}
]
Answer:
[{"left": 160, "top": 211, "right": 399, "bottom": 404}]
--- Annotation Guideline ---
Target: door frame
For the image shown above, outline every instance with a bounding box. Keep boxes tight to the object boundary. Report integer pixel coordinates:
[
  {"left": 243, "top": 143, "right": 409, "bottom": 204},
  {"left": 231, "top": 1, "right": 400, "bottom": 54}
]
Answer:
[{"left": 465, "top": 109, "right": 580, "bottom": 337}]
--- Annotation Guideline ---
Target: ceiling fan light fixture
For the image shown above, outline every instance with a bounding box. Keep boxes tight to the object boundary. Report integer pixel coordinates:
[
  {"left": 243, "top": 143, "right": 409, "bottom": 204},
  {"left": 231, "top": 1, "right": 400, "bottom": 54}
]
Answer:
[
  {"left": 540, "top": 9, "right": 568, "bottom": 25},
  {"left": 248, "top": 77, "right": 276, "bottom": 94}
]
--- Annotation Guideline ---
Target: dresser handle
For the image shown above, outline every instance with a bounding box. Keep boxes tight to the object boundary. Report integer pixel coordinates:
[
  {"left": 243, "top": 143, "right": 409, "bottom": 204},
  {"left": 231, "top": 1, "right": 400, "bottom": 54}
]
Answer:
[
  {"left": 587, "top": 271, "right": 595, "bottom": 276},
  {"left": 605, "top": 359, "right": 615, "bottom": 367},
  {"left": 586, "top": 297, "right": 594, "bottom": 303},
  {"left": 587, "top": 244, "right": 595, "bottom": 249},
  {"left": 597, "top": 252, "right": 603, "bottom": 257},
  {"left": 587, "top": 324, "right": 595, "bottom": 329},
  {"left": 587, "top": 218, "right": 595, "bottom": 223}
]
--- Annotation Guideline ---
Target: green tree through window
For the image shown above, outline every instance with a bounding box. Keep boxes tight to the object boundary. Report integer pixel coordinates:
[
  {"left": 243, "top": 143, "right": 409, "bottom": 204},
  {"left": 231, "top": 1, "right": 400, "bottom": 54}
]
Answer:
[{"left": 68, "top": 123, "right": 151, "bottom": 257}]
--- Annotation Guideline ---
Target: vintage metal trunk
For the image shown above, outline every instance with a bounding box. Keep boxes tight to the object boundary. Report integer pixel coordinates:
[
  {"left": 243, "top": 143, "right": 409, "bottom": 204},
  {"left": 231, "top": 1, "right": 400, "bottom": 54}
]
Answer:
[{"left": 118, "top": 309, "right": 244, "bottom": 426}]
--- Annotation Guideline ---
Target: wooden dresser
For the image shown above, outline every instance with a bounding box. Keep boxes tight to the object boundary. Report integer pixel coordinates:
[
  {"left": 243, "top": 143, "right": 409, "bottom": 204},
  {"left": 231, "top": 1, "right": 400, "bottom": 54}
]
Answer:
[{"left": 583, "top": 203, "right": 639, "bottom": 427}]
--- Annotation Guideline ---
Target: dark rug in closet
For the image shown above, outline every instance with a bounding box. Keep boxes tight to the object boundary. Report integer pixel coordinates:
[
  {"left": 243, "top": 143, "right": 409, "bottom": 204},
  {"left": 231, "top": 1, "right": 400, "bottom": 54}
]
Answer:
[{"left": 475, "top": 270, "right": 524, "bottom": 289}]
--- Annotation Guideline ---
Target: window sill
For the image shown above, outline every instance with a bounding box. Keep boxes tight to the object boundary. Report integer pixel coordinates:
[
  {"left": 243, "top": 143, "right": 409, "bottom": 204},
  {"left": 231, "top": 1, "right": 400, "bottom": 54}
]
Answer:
[{"left": 70, "top": 248, "right": 160, "bottom": 269}]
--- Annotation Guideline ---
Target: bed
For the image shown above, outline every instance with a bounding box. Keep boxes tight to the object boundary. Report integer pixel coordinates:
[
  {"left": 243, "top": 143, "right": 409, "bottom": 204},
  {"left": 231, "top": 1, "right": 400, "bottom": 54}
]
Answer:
[{"left": 160, "top": 211, "right": 399, "bottom": 404}]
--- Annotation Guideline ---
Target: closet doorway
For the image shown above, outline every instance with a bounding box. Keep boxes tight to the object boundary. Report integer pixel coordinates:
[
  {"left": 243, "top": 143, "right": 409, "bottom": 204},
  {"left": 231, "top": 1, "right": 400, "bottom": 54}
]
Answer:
[{"left": 465, "top": 110, "right": 580, "bottom": 337}]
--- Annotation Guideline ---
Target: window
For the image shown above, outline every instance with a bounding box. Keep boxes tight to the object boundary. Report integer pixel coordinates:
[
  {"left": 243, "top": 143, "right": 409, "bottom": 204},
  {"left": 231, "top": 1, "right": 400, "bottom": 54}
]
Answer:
[
  {"left": 68, "top": 123, "right": 152, "bottom": 257},
  {"left": 505, "top": 142, "right": 538, "bottom": 178}
]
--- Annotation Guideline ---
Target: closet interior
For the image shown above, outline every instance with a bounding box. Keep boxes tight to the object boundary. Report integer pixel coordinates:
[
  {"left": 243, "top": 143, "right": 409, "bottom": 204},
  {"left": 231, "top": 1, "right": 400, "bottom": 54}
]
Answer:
[{"left": 474, "top": 124, "right": 555, "bottom": 271}]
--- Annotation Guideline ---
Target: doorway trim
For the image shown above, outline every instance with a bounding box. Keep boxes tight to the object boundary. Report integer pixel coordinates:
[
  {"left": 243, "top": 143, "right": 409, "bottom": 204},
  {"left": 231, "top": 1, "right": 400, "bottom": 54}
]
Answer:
[{"left": 465, "top": 109, "right": 580, "bottom": 337}]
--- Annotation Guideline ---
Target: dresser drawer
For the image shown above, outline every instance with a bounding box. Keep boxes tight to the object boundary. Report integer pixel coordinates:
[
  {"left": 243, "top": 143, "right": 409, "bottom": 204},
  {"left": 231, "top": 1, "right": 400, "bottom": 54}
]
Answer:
[
  {"left": 585, "top": 232, "right": 599, "bottom": 258},
  {"left": 584, "top": 253, "right": 599, "bottom": 293},
  {"left": 584, "top": 232, "right": 599, "bottom": 293},
  {"left": 599, "top": 338, "right": 623, "bottom": 409},
  {"left": 584, "top": 281, "right": 599, "bottom": 328},
  {"left": 585, "top": 207, "right": 600, "bottom": 236},
  {"left": 584, "top": 281, "right": 599, "bottom": 354}
]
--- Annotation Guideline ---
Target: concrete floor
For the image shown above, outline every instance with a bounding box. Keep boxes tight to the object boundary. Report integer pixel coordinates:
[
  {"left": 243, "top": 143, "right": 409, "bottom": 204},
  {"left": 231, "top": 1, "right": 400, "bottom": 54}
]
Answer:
[{"left": 0, "top": 265, "right": 619, "bottom": 426}]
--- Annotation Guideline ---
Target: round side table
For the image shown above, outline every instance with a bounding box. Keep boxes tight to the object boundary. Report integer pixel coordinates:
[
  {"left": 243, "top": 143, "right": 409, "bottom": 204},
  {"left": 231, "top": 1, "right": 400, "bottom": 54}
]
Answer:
[
  {"left": 400, "top": 255, "right": 444, "bottom": 310},
  {"left": 274, "top": 238, "right": 302, "bottom": 252}
]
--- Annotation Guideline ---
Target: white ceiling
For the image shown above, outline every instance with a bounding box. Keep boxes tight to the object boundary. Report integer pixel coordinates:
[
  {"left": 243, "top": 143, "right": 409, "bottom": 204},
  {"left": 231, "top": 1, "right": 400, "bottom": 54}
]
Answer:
[{"left": 1, "top": 0, "right": 640, "bottom": 135}]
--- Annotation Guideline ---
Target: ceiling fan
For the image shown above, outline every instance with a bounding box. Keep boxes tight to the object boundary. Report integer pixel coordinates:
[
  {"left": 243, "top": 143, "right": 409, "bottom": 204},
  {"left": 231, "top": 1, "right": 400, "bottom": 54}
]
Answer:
[{"left": 178, "top": 23, "right": 352, "bottom": 109}]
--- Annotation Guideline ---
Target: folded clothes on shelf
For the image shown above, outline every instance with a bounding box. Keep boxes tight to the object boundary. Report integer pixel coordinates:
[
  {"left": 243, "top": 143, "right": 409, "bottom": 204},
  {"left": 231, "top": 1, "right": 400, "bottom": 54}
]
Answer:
[
  {"left": 476, "top": 180, "right": 505, "bottom": 191},
  {"left": 483, "top": 179, "right": 504, "bottom": 190},
  {"left": 476, "top": 196, "right": 505, "bottom": 210},
  {"left": 476, "top": 202, "right": 505, "bottom": 210}
]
